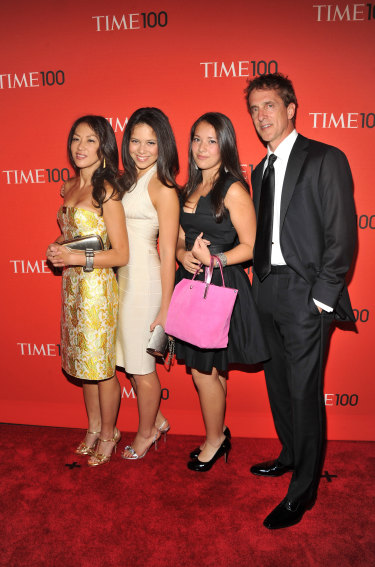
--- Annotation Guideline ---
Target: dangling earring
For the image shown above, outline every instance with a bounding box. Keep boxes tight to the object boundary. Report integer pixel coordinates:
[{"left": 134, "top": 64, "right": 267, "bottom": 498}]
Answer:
[
  {"left": 194, "top": 162, "right": 199, "bottom": 170},
  {"left": 224, "top": 166, "right": 228, "bottom": 173},
  {"left": 103, "top": 158, "right": 106, "bottom": 169}
]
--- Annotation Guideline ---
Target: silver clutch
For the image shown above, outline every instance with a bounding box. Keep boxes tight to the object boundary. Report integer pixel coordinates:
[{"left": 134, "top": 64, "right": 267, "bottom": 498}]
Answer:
[
  {"left": 146, "top": 325, "right": 168, "bottom": 358},
  {"left": 62, "top": 234, "right": 104, "bottom": 251}
]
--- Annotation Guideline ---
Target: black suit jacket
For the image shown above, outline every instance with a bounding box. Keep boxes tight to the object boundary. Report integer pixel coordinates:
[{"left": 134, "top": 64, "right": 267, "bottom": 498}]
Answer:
[{"left": 251, "top": 134, "right": 357, "bottom": 321}]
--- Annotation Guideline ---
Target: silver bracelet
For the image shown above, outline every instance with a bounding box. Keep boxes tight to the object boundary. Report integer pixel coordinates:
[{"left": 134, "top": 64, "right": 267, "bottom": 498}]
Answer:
[
  {"left": 215, "top": 253, "right": 227, "bottom": 268},
  {"left": 83, "top": 249, "right": 95, "bottom": 272}
]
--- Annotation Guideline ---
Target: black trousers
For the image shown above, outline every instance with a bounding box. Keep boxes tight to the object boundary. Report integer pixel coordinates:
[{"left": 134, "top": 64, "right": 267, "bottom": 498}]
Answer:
[{"left": 256, "top": 267, "right": 333, "bottom": 502}]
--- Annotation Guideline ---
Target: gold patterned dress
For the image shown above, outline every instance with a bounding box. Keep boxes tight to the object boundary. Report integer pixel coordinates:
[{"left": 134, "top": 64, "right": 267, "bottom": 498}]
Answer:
[{"left": 57, "top": 206, "right": 118, "bottom": 381}]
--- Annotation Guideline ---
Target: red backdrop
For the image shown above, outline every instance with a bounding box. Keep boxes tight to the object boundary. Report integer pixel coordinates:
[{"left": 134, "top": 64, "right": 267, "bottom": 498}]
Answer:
[{"left": 1, "top": 0, "right": 374, "bottom": 440}]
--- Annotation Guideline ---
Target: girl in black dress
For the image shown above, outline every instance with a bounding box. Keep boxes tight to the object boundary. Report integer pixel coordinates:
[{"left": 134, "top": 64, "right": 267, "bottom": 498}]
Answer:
[{"left": 175, "top": 112, "right": 269, "bottom": 471}]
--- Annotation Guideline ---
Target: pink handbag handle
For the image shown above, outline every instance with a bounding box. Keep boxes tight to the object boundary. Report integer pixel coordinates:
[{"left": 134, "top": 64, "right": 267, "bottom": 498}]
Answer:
[{"left": 191, "top": 255, "right": 225, "bottom": 300}]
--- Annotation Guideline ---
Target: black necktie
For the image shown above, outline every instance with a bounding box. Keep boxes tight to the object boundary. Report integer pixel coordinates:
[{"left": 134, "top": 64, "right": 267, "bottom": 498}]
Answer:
[{"left": 253, "top": 154, "right": 277, "bottom": 281}]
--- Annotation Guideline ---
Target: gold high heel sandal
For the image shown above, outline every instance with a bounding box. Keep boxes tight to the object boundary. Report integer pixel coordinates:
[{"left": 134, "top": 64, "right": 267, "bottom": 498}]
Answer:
[
  {"left": 87, "top": 428, "right": 121, "bottom": 467},
  {"left": 75, "top": 430, "right": 101, "bottom": 456},
  {"left": 122, "top": 431, "right": 160, "bottom": 460},
  {"left": 158, "top": 419, "right": 171, "bottom": 444}
]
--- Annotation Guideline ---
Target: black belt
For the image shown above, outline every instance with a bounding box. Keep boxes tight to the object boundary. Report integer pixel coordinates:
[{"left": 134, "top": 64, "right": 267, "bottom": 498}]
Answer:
[
  {"left": 185, "top": 241, "right": 233, "bottom": 254},
  {"left": 270, "top": 265, "right": 293, "bottom": 274}
]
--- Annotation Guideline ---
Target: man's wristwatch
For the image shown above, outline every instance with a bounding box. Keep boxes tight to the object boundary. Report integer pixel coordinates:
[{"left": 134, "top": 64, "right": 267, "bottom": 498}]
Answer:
[{"left": 83, "top": 249, "right": 95, "bottom": 272}]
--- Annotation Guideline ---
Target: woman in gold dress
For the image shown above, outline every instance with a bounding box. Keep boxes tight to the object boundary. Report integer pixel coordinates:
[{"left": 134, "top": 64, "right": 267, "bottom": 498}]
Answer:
[{"left": 47, "top": 115, "right": 129, "bottom": 466}]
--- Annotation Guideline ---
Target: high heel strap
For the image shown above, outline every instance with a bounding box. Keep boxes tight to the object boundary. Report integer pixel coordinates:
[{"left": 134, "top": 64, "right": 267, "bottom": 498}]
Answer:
[
  {"left": 88, "top": 429, "right": 121, "bottom": 466},
  {"left": 75, "top": 429, "right": 101, "bottom": 456},
  {"left": 98, "top": 428, "right": 121, "bottom": 450},
  {"left": 158, "top": 419, "right": 170, "bottom": 433},
  {"left": 158, "top": 420, "right": 170, "bottom": 443},
  {"left": 122, "top": 431, "right": 160, "bottom": 460},
  {"left": 99, "top": 432, "right": 119, "bottom": 444}
]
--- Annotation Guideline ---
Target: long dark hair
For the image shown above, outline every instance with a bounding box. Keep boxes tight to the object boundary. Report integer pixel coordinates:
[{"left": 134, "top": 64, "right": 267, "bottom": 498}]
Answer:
[
  {"left": 67, "top": 115, "right": 122, "bottom": 214},
  {"left": 182, "top": 112, "right": 249, "bottom": 222},
  {"left": 121, "top": 107, "right": 179, "bottom": 194}
]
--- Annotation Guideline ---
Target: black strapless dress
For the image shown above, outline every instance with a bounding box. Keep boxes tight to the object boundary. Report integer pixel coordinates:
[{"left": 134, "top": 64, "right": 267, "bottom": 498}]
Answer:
[{"left": 174, "top": 175, "right": 269, "bottom": 372}]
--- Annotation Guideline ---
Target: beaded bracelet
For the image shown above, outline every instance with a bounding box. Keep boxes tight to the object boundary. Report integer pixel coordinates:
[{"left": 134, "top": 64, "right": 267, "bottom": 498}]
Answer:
[{"left": 215, "top": 253, "right": 227, "bottom": 268}]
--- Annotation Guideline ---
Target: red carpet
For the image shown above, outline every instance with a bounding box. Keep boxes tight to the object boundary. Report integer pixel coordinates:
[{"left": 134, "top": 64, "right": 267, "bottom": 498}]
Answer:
[{"left": 1, "top": 424, "right": 374, "bottom": 567}]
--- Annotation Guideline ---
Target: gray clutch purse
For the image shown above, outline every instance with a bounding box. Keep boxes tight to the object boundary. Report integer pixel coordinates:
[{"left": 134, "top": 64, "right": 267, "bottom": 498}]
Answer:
[
  {"left": 62, "top": 234, "right": 104, "bottom": 251},
  {"left": 146, "top": 325, "right": 168, "bottom": 358}
]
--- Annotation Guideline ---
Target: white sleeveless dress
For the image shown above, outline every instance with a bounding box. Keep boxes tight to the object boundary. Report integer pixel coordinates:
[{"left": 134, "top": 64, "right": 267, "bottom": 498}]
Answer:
[{"left": 116, "top": 165, "right": 161, "bottom": 375}]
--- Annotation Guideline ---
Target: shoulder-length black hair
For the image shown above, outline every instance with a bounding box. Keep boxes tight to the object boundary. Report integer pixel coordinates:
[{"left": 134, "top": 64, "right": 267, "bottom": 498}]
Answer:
[
  {"left": 121, "top": 107, "right": 179, "bottom": 194},
  {"left": 67, "top": 115, "right": 122, "bottom": 214},
  {"left": 182, "top": 112, "right": 249, "bottom": 222}
]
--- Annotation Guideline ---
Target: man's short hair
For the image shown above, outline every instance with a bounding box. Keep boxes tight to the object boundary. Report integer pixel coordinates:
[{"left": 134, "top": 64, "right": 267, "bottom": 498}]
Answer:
[{"left": 244, "top": 73, "right": 298, "bottom": 124}]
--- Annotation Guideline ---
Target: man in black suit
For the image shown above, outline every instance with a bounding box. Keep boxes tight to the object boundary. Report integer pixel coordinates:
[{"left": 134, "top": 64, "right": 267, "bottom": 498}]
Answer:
[{"left": 245, "top": 73, "right": 356, "bottom": 529}]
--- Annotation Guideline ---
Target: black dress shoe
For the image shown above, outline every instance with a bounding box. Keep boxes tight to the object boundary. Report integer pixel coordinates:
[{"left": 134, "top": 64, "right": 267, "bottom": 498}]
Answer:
[
  {"left": 187, "top": 437, "right": 231, "bottom": 472},
  {"left": 189, "top": 426, "right": 231, "bottom": 460},
  {"left": 263, "top": 498, "right": 311, "bottom": 529},
  {"left": 250, "top": 459, "right": 293, "bottom": 477}
]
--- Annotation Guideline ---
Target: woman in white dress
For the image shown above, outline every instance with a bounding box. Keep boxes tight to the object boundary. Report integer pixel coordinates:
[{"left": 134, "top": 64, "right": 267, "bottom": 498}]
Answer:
[{"left": 116, "top": 108, "right": 180, "bottom": 459}]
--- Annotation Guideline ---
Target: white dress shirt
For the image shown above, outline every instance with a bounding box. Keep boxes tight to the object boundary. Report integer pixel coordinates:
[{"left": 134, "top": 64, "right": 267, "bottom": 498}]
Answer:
[{"left": 265, "top": 129, "right": 332, "bottom": 312}]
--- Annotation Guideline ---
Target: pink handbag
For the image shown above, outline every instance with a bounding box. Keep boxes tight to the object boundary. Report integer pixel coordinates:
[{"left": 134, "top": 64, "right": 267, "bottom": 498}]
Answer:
[{"left": 165, "top": 255, "right": 238, "bottom": 349}]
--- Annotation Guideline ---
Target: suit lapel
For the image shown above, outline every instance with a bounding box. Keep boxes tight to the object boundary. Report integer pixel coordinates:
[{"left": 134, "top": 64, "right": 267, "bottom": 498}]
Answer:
[
  {"left": 252, "top": 156, "right": 267, "bottom": 214},
  {"left": 280, "top": 134, "right": 309, "bottom": 229}
]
